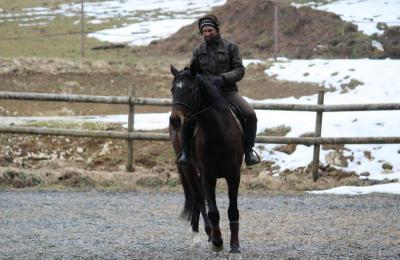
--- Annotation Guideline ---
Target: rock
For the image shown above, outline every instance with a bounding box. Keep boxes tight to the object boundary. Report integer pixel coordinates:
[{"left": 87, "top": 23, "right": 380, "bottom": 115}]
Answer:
[
  {"left": 28, "top": 152, "right": 51, "bottom": 161},
  {"left": 74, "top": 156, "right": 84, "bottom": 162},
  {"left": 371, "top": 40, "right": 384, "bottom": 52},
  {"left": 76, "top": 147, "right": 84, "bottom": 154},
  {"left": 379, "top": 26, "right": 400, "bottom": 58},
  {"left": 64, "top": 81, "right": 80, "bottom": 88},
  {"left": 344, "top": 23, "right": 358, "bottom": 33},
  {"left": 325, "top": 151, "right": 349, "bottom": 167},
  {"left": 100, "top": 142, "right": 112, "bottom": 156},
  {"left": 152, "top": 166, "right": 169, "bottom": 183},
  {"left": 151, "top": 166, "right": 164, "bottom": 174},
  {"left": 363, "top": 150, "right": 374, "bottom": 160},
  {"left": 60, "top": 107, "right": 75, "bottom": 116},
  {"left": 136, "top": 176, "right": 162, "bottom": 187},
  {"left": 273, "top": 144, "right": 297, "bottom": 155},
  {"left": 382, "top": 162, "right": 393, "bottom": 170},
  {"left": 376, "top": 22, "right": 388, "bottom": 31},
  {"left": 258, "top": 171, "right": 271, "bottom": 178},
  {"left": 86, "top": 157, "right": 92, "bottom": 165},
  {"left": 359, "top": 172, "right": 370, "bottom": 177},
  {"left": 261, "top": 125, "right": 291, "bottom": 137}
]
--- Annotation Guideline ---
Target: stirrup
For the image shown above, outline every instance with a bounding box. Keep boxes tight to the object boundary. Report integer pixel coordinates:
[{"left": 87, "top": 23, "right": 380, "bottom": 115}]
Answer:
[{"left": 245, "top": 149, "right": 260, "bottom": 166}]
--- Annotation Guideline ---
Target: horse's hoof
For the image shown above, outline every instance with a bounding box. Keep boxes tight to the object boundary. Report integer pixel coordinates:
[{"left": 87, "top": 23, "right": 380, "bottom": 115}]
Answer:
[
  {"left": 191, "top": 232, "right": 202, "bottom": 249},
  {"left": 210, "top": 242, "right": 224, "bottom": 252},
  {"left": 229, "top": 252, "right": 242, "bottom": 260},
  {"left": 230, "top": 248, "right": 241, "bottom": 254}
]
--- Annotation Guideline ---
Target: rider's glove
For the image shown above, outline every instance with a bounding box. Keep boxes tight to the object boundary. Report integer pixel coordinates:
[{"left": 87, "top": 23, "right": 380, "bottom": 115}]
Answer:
[{"left": 213, "top": 75, "right": 226, "bottom": 89}]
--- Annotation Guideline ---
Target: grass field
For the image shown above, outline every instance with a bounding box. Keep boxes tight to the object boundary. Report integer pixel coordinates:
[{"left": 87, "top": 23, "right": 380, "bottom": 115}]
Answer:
[{"left": 1, "top": 0, "right": 76, "bottom": 10}]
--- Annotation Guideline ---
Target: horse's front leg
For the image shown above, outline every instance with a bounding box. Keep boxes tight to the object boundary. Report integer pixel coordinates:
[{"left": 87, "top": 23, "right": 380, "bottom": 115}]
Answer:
[
  {"left": 203, "top": 177, "right": 223, "bottom": 251},
  {"left": 200, "top": 205, "right": 211, "bottom": 241},
  {"left": 192, "top": 203, "right": 212, "bottom": 248},
  {"left": 190, "top": 207, "right": 202, "bottom": 249},
  {"left": 227, "top": 174, "right": 241, "bottom": 254}
]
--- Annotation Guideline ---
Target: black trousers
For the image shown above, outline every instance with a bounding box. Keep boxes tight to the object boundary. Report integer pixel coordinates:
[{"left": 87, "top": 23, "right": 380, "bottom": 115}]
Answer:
[{"left": 222, "top": 91, "right": 258, "bottom": 150}]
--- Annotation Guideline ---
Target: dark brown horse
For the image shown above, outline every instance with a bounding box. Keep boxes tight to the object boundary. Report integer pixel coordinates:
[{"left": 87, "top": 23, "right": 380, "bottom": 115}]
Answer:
[{"left": 169, "top": 65, "right": 243, "bottom": 256}]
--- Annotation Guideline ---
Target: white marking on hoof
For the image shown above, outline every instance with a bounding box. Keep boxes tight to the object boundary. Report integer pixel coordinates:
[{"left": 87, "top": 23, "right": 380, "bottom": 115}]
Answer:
[
  {"left": 191, "top": 231, "right": 202, "bottom": 249},
  {"left": 229, "top": 252, "right": 242, "bottom": 260}
]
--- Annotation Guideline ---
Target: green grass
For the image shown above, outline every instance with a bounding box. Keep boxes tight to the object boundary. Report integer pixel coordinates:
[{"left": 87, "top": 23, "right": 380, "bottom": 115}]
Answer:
[
  {"left": 0, "top": 12, "right": 136, "bottom": 60},
  {"left": 0, "top": 0, "right": 106, "bottom": 11},
  {"left": 25, "top": 120, "right": 123, "bottom": 131},
  {"left": 0, "top": 0, "right": 150, "bottom": 63},
  {"left": 1, "top": 0, "right": 191, "bottom": 64}
]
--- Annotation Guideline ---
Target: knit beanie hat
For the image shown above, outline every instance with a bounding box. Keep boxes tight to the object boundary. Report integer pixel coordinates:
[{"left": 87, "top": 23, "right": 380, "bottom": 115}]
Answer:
[{"left": 198, "top": 14, "right": 221, "bottom": 32}]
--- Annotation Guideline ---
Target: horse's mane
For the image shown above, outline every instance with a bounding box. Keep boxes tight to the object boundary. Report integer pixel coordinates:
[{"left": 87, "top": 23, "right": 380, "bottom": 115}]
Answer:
[
  {"left": 172, "top": 67, "right": 228, "bottom": 113},
  {"left": 173, "top": 67, "right": 195, "bottom": 81},
  {"left": 195, "top": 74, "right": 228, "bottom": 113}
]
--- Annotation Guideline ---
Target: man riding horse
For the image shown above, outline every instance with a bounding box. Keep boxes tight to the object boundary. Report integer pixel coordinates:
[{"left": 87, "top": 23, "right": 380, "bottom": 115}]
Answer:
[{"left": 177, "top": 14, "right": 260, "bottom": 167}]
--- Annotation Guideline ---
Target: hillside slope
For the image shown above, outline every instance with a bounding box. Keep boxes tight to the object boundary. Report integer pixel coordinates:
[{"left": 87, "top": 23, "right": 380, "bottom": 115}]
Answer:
[{"left": 145, "top": 0, "right": 395, "bottom": 59}]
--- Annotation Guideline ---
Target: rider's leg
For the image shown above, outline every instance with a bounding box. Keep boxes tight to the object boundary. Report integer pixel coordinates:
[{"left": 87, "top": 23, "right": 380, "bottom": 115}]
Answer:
[
  {"left": 223, "top": 92, "right": 260, "bottom": 166},
  {"left": 177, "top": 119, "right": 195, "bottom": 166}
]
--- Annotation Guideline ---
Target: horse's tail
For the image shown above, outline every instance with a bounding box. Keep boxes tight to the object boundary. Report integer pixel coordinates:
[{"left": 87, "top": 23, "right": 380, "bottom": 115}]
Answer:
[{"left": 178, "top": 165, "right": 204, "bottom": 221}]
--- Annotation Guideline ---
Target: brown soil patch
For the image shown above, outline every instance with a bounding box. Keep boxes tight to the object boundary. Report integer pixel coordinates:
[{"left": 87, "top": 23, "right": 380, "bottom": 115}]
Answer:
[
  {"left": 144, "top": 0, "right": 387, "bottom": 59},
  {"left": 0, "top": 58, "right": 323, "bottom": 116},
  {"left": 0, "top": 131, "right": 394, "bottom": 192}
]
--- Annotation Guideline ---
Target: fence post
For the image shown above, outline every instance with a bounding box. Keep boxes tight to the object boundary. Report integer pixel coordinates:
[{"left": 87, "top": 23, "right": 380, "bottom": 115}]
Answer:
[
  {"left": 312, "top": 90, "right": 324, "bottom": 181},
  {"left": 80, "top": 0, "right": 85, "bottom": 57},
  {"left": 126, "top": 85, "right": 135, "bottom": 172},
  {"left": 273, "top": 4, "right": 279, "bottom": 61}
]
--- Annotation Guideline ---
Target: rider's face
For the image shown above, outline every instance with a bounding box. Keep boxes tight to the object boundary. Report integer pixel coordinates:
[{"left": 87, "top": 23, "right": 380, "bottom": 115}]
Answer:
[{"left": 201, "top": 26, "right": 218, "bottom": 41}]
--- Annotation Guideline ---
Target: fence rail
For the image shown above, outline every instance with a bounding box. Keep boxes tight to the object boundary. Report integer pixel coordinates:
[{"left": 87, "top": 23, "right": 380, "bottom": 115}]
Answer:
[
  {"left": 1, "top": 91, "right": 400, "bottom": 180},
  {"left": 1, "top": 125, "right": 400, "bottom": 145},
  {"left": 2, "top": 91, "right": 400, "bottom": 111}
]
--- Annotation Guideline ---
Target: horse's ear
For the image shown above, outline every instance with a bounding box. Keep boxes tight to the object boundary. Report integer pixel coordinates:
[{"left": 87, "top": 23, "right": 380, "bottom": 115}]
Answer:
[{"left": 170, "top": 65, "right": 179, "bottom": 76}]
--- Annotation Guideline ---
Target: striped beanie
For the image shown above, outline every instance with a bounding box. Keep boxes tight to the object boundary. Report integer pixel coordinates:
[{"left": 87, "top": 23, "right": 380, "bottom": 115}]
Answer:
[{"left": 198, "top": 14, "right": 221, "bottom": 32}]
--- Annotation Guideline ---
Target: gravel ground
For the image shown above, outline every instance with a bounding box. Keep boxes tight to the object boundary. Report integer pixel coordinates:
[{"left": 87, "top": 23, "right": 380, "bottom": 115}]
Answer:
[{"left": 1, "top": 191, "right": 400, "bottom": 259}]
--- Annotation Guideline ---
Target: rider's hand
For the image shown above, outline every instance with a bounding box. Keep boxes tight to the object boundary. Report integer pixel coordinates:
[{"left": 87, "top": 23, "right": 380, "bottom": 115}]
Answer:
[{"left": 214, "top": 75, "right": 226, "bottom": 89}]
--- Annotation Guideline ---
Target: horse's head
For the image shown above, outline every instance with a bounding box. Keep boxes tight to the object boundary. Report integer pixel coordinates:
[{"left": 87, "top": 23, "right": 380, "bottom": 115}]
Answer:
[
  {"left": 169, "top": 65, "right": 228, "bottom": 131},
  {"left": 170, "top": 65, "right": 196, "bottom": 112},
  {"left": 169, "top": 65, "right": 197, "bottom": 130}
]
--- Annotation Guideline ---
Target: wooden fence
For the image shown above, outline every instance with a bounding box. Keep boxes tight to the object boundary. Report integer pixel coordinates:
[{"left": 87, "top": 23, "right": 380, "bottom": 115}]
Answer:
[{"left": 1, "top": 90, "right": 400, "bottom": 180}]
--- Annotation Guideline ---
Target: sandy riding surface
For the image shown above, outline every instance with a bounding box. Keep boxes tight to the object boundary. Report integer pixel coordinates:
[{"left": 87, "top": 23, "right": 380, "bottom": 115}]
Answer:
[{"left": 1, "top": 191, "right": 399, "bottom": 259}]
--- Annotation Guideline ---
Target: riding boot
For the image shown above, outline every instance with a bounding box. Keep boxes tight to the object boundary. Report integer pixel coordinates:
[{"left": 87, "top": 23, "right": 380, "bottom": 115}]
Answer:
[
  {"left": 244, "top": 119, "right": 260, "bottom": 166},
  {"left": 177, "top": 119, "right": 195, "bottom": 166}
]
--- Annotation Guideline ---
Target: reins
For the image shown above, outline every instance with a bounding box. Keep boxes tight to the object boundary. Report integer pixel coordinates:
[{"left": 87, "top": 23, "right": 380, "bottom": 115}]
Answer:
[
  {"left": 172, "top": 83, "right": 212, "bottom": 122},
  {"left": 185, "top": 106, "right": 212, "bottom": 121}
]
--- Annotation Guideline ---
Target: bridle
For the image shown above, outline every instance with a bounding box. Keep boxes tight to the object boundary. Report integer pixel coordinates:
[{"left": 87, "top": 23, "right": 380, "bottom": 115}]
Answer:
[{"left": 171, "top": 76, "right": 211, "bottom": 121}]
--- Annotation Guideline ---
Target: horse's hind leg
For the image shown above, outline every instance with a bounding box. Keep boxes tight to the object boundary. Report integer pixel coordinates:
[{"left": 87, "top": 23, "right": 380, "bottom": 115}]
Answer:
[
  {"left": 203, "top": 178, "right": 223, "bottom": 251},
  {"left": 227, "top": 175, "right": 241, "bottom": 254}
]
